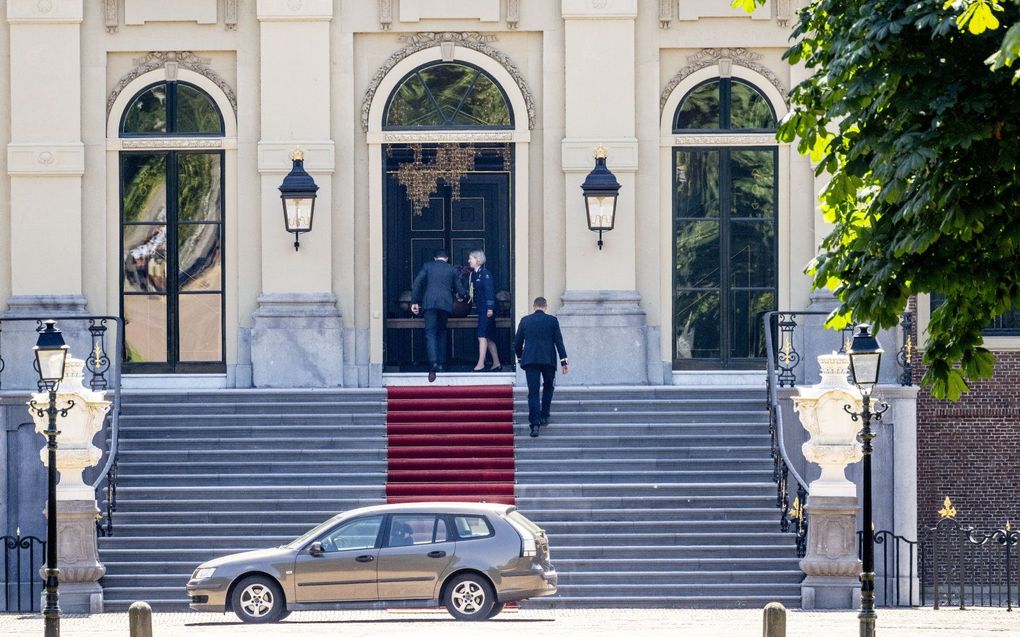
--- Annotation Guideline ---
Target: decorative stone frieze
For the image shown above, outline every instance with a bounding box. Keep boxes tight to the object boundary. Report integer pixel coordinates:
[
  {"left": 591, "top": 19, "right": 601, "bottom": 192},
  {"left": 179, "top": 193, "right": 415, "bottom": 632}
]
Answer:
[
  {"left": 6, "top": 0, "right": 83, "bottom": 22},
  {"left": 256, "top": 0, "right": 333, "bottom": 21},
  {"left": 661, "top": 47, "right": 789, "bottom": 112},
  {"left": 7, "top": 143, "right": 85, "bottom": 176},
  {"left": 672, "top": 133, "right": 781, "bottom": 146},
  {"left": 107, "top": 51, "right": 237, "bottom": 116},
  {"left": 360, "top": 33, "right": 535, "bottom": 132},
  {"left": 561, "top": 0, "right": 637, "bottom": 19}
]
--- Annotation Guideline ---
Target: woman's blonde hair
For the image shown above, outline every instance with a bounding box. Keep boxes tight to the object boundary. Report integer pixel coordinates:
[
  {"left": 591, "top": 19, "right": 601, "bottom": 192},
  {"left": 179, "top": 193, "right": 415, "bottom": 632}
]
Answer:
[{"left": 469, "top": 250, "right": 486, "bottom": 266}]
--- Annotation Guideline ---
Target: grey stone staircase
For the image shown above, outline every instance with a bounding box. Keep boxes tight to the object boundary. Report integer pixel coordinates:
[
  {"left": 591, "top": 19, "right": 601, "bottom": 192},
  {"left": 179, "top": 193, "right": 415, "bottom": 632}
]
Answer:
[
  {"left": 97, "top": 389, "right": 388, "bottom": 611},
  {"left": 514, "top": 386, "right": 803, "bottom": 608}
]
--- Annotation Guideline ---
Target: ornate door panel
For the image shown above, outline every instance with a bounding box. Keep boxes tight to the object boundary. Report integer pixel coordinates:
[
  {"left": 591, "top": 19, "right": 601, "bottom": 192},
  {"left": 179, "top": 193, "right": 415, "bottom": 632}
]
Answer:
[{"left": 383, "top": 144, "right": 513, "bottom": 372}]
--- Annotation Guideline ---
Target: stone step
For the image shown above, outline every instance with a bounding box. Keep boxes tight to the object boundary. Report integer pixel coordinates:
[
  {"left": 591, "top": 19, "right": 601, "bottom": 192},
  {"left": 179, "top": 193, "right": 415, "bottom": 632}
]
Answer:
[
  {"left": 524, "top": 594, "right": 800, "bottom": 609},
  {"left": 116, "top": 460, "right": 387, "bottom": 474},
  {"left": 120, "top": 389, "right": 386, "bottom": 405},
  {"left": 543, "top": 532, "right": 794, "bottom": 548},
  {"left": 515, "top": 445, "right": 771, "bottom": 459},
  {"left": 551, "top": 557, "right": 802, "bottom": 572},
  {"left": 514, "top": 469, "right": 774, "bottom": 483},
  {"left": 119, "top": 424, "right": 386, "bottom": 439},
  {"left": 547, "top": 544, "right": 798, "bottom": 559},
  {"left": 117, "top": 437, "right": 387, "bottom": 451},
  {"left": 516, "top": 482, "right": 776, "bottom": 497},
  {"left": 514, "top": 494, "right": 775, "bottom": 509},
  {"left": 520, "top": 507, "right": 785, "bottom": 522},
  {"left": 109, "top": 497, "right": 385, "bottom": 513},
  {"left": 121, "top": 401, "right": 385, "bottom": 416},
  {"left": 114, "top": 485, "right": 384, "bottom": 499},
  {"left": 516, "top": 459, "right": 774, "bottom": 472},
  {"left": 507, "top": 412, "right": 769, "bottom": 424},
  {"left": 117, "top": 472, "right": 386, "bottom": 487},
  {"left": 116, "top": 449, "right": 390, "bottom": 462},
  {"left": 556, "top": 570, "right": 805, "bottom": 585}
]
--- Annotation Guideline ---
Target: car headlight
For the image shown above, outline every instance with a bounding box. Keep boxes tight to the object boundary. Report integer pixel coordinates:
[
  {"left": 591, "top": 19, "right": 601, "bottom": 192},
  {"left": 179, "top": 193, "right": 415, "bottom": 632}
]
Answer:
[{"left": 192, "top": 567, "right": 216, "bottom": 580}]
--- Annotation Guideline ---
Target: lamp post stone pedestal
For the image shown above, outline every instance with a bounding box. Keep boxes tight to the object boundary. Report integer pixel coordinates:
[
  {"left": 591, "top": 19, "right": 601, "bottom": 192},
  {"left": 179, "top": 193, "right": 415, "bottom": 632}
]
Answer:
[
  {"left": 31, "top": 357, "right": 111, "bottom": 614},
  {"left": 793, "top": 353, "right": 864, "bottom": 610}
]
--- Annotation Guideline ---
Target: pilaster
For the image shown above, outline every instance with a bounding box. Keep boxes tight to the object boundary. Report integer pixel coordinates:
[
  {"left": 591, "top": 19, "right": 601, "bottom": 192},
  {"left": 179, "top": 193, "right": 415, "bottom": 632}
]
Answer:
[
  {"left": 6, "top": 0, "right": 85, "bottom": 301},
  {"left": 558, "top": 0, "right": 647, "bottom": 384},
  {"left": 253, "top": 1, "right": 342, "bottom": 387}
]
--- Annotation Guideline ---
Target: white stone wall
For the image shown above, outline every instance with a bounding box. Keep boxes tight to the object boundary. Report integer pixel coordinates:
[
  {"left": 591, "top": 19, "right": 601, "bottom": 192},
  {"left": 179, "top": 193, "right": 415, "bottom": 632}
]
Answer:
[{"left": 1, "top": 0, "right": 823, "bottom": 386}]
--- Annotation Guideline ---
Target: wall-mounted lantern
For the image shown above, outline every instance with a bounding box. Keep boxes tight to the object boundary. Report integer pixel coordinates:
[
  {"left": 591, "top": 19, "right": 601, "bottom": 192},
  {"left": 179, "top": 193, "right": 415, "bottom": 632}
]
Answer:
[
  {"left": 580, "top": 145, "right": 621, "bottom": 250},
  {"left": 279, "top": 148, "right": 319, "bottom": 251}
]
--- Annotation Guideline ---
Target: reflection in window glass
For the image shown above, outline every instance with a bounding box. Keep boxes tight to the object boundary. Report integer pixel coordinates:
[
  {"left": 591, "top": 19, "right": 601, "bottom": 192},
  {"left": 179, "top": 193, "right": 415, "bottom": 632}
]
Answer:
[
  {"left": 453, "top": 516, "right": 493, "bottom": 539},
  {"left": 123, "top": 154, "right": 168, "bottom": 223},
  {"left": 321, "top": 516, "right": 383, "bottom": 552},
  {"left": 123, "top": 225, "right": 168, "bottom": 294},
  {"left": 388, "top": 515, "right": 442, "bottom": 547},
  {"left": 178, "top": 153, "right": 222, "bottom": 223},
  {"left": 178, "top": 294, "right": 222, "bottom": 362},
  {"left": 675, "top": 151, "right": 720, "bottom": 219},
  {"left": 730, "top": 81, "right": 776, "bottom": 130},
  {"left": 123, "top": 85, "right": 168, "bottom": 134},
  {"left": 731, "top": 290, "right": 775, "bottom": 359},
  {"left": 675, "top": 291, "right": 721, "bottom": 360},
  {"left": 385, "top": 62, "right": 511, "bottom": 129},
  {"left": 675, "top": 81, "right": 721, "bottom": 130},
  {"left": 176, "top": 84, "right": 223, "bottom": 134},
  {"left": 731, "top": 150, "right": 775, "bottom": 218},
  {"left": 124, "top": 295, "right": 168, "bottom": 363}
]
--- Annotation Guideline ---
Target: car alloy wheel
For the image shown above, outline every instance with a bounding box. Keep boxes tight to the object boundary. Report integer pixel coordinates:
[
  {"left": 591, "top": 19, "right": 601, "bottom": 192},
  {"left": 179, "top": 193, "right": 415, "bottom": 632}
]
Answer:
[
  {"left": 230, "top": 575, "right": 285, "bottom": 624},
  {"left": 444, "top": 573, "right": 495, "bottom": 620},
  {"left": 240, "top": 583, "right": 275, "bottom": 618}
]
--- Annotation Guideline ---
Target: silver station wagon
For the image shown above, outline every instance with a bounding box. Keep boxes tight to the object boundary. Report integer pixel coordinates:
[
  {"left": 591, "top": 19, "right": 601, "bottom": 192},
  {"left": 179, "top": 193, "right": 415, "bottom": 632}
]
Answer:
[{"left": 186, "top": 502, "right": 556, "bottom": 622}]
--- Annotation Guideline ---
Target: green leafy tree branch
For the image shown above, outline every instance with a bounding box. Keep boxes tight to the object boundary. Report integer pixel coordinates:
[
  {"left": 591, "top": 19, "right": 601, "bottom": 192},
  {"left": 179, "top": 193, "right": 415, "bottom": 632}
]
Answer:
[{"left": 734, "top": 0, "right": 1020, "bottom": 399}]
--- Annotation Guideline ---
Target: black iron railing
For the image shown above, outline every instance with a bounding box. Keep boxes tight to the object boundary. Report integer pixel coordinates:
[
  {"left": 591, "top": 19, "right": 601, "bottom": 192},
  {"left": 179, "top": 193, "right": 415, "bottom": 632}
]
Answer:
[
  {"left": 923, "top": 511, "right": 1020, "bottom": 610},
  {"left": 0, "top": 316, "right": 124, "bottom": 537},
  {"left": 857, "top": 529, "right": 920, "bottom": 607},
  {"left": 1, "top": 529, "right": 45, "bottom": 613}
]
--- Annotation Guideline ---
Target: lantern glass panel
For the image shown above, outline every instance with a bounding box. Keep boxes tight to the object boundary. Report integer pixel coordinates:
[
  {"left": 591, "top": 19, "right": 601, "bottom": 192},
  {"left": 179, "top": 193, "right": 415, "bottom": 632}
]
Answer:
[
  {"left": 585, "top": 195, "right": 617, "bottom": 231},
  {"left": 850, "top": 351, "right": 882, "bottom": 393},
  {"left": 36, "top": 347, "right": 68, "bottom": 383},
  {"left": 284, "top": 197, "right": 314, "bottom": 232}
]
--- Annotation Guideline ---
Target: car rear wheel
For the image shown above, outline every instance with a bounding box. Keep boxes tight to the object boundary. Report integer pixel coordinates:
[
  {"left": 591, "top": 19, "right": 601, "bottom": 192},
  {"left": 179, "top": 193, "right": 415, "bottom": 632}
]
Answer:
[
  {"left": 444, "top": 573, "right": 496, "bottom": 621},
  {"left": 231, "top": 575, "right": 285, "bottom": 624}
]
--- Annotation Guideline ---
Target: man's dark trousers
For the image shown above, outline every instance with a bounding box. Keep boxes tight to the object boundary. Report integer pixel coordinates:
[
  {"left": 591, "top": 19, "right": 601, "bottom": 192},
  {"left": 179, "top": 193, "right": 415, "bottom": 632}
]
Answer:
[
  {"left": 424, "top": 309, "right": 450, "bottom": 369},
  {"left": 524, "top": 364, "right": 556, "bottom": 426}
]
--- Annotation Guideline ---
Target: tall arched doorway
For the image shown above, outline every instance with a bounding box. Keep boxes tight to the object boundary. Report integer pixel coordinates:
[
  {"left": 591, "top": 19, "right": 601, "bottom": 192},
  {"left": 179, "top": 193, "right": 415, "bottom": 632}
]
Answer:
[
  {"left": 671, "top": 77, "right": 779, "bottom": 369},
  {"left": 379, "top": 60, "right": 518, "bottom": 372}
]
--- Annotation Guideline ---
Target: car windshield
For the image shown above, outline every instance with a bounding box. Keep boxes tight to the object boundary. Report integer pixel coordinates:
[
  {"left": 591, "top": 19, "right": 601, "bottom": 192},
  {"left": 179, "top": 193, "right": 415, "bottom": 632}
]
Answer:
[{"left": 283, "top": 514, "right": 345, "bottom": 549}]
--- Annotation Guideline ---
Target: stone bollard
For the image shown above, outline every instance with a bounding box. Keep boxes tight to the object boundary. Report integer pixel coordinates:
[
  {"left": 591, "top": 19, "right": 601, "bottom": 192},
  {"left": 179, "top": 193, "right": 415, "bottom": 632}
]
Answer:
[
  {"left": 129, "top": 601, "right": 153, "bottom": 637},
  {"left": 763, "top": 602, "right": 786, "bottom": 637}
]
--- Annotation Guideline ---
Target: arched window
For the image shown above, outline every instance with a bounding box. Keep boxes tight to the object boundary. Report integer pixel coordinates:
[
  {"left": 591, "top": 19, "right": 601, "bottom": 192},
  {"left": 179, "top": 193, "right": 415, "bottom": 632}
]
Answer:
[
  {"left": 119, "top": 81, "right": 226, "bottom": 372},
  {"left": 674, "top": 78, "right": 776, "bottom": 132},
  {"left": 671, "top": 77, "right": 778, "bottom": 368},
  {"left": 384, "top": 62, "right": 513, "bottom": 129},
  {"left": 121, "top": 81, "right": 225, "bottom": 136}
]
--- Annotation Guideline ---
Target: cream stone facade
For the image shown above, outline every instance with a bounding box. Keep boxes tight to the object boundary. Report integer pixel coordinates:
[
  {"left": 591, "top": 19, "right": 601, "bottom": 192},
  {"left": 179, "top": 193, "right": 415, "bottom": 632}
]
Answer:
[{"left": 1, "top": 0, "right": 828, "bottom": 388}]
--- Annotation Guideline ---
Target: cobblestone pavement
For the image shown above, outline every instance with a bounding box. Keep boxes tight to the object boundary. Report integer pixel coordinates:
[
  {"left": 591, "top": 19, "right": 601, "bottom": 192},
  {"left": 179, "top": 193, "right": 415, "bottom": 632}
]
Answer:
[{"left": 2, "top": 608, "right": 1019, "bottom": 636}]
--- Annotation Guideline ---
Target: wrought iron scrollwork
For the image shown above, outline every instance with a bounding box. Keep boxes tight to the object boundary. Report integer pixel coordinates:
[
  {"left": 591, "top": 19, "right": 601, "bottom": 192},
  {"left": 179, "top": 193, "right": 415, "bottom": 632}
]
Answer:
[
  {"left": 897, "top": 310, "right": 914, "bottom": 387},
  {"left": 775, "top": 313, "right": 800, "bottom": 387},
  {"left": 1, "top": 529, "right": 46, "bottom": 612},
  {"left": 86, "top": 319, "right": 111, "bottom": 390}
]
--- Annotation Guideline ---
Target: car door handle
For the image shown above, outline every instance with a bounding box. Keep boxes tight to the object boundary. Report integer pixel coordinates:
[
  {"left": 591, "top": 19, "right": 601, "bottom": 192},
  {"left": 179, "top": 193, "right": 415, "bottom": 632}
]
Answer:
[
  {"left": 427, "top": 551, "right": 447, "bottom": 558},
  {"left": 355, "top": 555, "right": 375, "bottom": 563}
]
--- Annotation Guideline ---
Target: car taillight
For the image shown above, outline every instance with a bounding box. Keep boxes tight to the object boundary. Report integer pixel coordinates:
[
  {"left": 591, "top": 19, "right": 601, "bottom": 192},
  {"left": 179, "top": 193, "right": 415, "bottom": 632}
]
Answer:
[{"left": 505, "top": 515, "right": 538, "bottom": 557}]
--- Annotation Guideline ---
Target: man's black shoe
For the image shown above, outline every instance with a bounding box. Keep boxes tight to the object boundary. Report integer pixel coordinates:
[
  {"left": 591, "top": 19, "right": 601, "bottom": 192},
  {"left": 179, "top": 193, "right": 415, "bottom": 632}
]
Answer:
[
  {"left": 529, "top": 425, "right": 539, "bottom": 438},
  {"left": 428, "top": 367, "right": 437, "bottom": 383}
]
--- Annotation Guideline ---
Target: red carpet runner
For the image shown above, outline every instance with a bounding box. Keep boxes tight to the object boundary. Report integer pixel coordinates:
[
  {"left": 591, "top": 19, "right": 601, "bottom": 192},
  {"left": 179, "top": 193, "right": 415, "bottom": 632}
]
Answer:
[{"left": 385, "top": 385, "right": 516, "bottom": 505}]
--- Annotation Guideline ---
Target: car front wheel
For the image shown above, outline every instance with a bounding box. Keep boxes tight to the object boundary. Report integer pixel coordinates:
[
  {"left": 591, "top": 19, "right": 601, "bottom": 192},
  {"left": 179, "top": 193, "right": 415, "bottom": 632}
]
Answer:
[
  {"left": 231, "top": 575, "right": 285, "bottom": 624},
  {"left": 444, "top": 573, "right": 496, "bottom": 621}
]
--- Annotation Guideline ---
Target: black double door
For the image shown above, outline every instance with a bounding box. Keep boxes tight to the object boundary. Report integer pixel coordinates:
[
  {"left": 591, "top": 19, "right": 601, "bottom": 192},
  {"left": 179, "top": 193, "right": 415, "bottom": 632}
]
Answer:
[{"left": 383, "top": 144, "right": 513, "bottom": 372}]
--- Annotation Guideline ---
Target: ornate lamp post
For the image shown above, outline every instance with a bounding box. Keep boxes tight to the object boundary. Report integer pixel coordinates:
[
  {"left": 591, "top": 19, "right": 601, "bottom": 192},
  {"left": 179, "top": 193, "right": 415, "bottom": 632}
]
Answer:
[
  {"left": 279, "top": 148, "right": 319, "bottom": 251},
  {"left": 29, "top": 320, "right": 74, "bottom": 637},
  {"left": 844, "top": 325, "right": 888, "bottom": 637},
  {"left": 580, "top": 146, "right": 621, "bottom": 250}
]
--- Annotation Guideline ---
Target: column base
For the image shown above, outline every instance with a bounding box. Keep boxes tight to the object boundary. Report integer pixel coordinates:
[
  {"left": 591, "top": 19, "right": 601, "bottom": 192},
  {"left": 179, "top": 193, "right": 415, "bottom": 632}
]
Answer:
[
  {"left": 57, "top": 582, "right": 104, "bottom": 614},
  {"left": 252, "top": 293, "right": 343, "bottom": 388},
  {"left": 801, "top": 576, "right": 862, "bottom": 610},
  {"left": 42, "top": 499, "right": 104, "bottom": 614},
  {"left": 556, "top": 290, "right": 648, "bottom": 385}
]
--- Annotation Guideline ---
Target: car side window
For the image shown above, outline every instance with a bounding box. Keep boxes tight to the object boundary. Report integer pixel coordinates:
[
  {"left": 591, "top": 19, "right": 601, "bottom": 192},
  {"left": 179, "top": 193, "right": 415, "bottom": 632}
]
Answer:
[
  {"left": 319, "top": 515, "right": 383, "bottom": 553},
  {"left": 452, "top": 515, "right": 494, "bottom": 540},
  {"left": 387, "top": 514, "right": 447, "bottom": 547}
]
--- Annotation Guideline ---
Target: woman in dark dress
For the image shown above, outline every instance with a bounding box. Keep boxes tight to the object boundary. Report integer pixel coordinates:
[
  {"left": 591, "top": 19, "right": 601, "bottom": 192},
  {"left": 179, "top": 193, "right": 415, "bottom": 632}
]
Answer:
[{"left": 468, "top": 250, "right": 502, "bottom": 372}]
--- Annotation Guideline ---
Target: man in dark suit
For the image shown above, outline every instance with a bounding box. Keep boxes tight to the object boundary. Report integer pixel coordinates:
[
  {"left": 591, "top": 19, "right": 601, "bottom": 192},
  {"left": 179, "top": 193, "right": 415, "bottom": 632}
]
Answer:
[
  {"left": 412, "top": 249, "right": 467, "bottom": 382},
  {"left": 514, "top": 297, "right": 569, "bottom": 437}
]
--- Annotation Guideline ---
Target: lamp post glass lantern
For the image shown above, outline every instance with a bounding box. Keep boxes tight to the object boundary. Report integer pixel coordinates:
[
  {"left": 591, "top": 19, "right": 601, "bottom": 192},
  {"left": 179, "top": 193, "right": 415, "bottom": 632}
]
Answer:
[
  {"left": 580, "top": 146, "right": 620, "bottom": 250},
  {"left": 279, "top": 148, "right": 319, "bottom": 251},
  {"left": 845, "top": 324, "right": 888, "bottom": 637},
  {"left": 30, "top": 320, "right": 75, "bottom": 637}
]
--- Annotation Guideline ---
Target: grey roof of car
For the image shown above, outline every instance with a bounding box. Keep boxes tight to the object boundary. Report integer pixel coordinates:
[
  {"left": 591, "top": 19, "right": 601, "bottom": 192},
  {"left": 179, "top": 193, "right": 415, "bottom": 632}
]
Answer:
[{"left": 341, "top": 502, "right": 515, "bottom": 517}]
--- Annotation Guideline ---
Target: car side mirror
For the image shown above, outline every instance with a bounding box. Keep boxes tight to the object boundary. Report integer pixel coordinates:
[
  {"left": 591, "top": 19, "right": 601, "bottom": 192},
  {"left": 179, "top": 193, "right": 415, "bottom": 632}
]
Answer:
[{"left": 309, "top": 541, "right": 324, "bottom": 556}]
